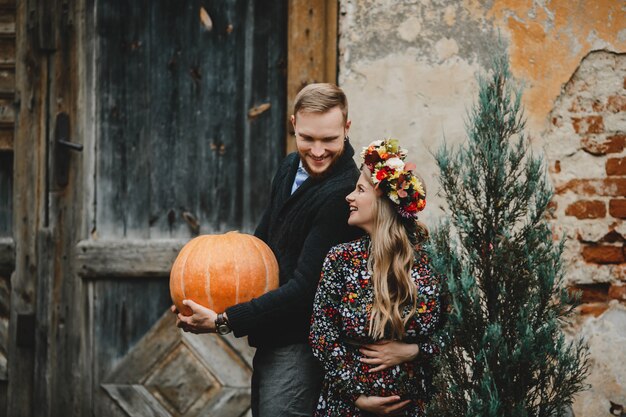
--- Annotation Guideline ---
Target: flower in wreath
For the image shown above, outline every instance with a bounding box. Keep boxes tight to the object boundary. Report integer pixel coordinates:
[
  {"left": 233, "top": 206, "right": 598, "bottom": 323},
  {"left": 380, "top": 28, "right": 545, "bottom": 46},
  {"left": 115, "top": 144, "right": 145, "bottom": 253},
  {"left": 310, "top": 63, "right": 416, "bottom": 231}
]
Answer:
[{"left": 361, "top": 138, "right": 426, "bottom": 219}]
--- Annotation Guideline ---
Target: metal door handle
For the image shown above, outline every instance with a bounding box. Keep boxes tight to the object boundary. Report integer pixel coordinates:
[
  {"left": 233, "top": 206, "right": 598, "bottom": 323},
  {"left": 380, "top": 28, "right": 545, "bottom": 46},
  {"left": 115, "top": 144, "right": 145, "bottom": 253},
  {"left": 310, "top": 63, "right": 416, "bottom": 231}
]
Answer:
[
  {"left": 54, "top": 112, "right": 81, "bottom": 187},
  {"left": 58, "top": 139, "right": 83, "bottom": 152}
]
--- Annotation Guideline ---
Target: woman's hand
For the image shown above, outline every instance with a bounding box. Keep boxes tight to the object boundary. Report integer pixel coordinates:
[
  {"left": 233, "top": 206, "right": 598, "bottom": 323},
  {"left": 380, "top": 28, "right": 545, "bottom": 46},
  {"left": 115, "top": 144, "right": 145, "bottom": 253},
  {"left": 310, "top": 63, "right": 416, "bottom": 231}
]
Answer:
[
  {"left": 359, "top": 340, "right": 419, "bottom": 372},
  {"left": 170, "top": 300, "right": 218, "bottom": 334},
  {"left": 355, "top": 394, "right": 411, "bottom": 416}
]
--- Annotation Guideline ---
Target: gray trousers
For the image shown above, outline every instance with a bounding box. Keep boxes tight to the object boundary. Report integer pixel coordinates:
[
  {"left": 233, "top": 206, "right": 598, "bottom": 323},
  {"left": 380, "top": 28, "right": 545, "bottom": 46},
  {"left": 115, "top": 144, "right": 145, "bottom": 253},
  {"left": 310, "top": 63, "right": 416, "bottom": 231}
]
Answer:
[{"left": 251, "top": 343, "right": 324, "bottom": 417}]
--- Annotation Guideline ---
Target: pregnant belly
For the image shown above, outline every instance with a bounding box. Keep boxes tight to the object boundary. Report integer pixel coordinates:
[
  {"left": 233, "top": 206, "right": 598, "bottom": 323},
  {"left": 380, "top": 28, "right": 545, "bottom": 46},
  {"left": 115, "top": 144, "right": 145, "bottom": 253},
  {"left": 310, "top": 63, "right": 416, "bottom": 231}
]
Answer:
[{"left": 353, "top": 361, "right": 420, "bottom": 399}]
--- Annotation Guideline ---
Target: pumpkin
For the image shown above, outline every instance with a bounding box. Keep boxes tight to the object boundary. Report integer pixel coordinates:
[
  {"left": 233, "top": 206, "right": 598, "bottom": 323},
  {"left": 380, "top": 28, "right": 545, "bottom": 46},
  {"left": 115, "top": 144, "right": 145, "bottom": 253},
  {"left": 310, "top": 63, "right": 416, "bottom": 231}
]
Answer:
[{"left": 170, "top": 231, "right": 279, "bottom": 316}]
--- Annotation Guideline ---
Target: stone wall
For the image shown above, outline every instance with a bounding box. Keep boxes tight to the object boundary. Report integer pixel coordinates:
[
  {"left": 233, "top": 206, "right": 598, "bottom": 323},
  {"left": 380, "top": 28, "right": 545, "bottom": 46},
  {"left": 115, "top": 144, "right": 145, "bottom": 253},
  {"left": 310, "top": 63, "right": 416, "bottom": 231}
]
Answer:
[{"left": 337, "top": 1, "right": 625, "bottom": 416}]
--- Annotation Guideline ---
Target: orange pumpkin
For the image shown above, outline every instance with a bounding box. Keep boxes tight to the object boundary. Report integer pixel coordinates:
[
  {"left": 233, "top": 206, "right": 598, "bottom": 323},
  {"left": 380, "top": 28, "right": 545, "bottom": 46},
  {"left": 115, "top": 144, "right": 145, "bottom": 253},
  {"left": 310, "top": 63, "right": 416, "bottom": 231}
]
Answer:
[{"left": 170, "top": 231, "right": 279, "bottom": 316}]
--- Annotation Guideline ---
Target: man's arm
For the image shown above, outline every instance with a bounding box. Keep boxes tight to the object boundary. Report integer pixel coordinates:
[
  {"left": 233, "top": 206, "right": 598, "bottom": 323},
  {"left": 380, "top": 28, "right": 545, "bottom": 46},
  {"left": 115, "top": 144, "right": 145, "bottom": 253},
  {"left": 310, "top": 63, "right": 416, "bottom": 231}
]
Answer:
[{"left": 226, "top": 194, "right": 354, "bottom": 337}]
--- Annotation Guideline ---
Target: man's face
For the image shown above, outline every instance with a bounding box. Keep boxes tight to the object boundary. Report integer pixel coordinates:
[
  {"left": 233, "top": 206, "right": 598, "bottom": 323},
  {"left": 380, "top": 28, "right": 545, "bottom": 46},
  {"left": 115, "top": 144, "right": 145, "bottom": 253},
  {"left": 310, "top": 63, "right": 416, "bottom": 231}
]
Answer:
[{"left": 292, "top": 106, "right": 351, "bottom": 178}]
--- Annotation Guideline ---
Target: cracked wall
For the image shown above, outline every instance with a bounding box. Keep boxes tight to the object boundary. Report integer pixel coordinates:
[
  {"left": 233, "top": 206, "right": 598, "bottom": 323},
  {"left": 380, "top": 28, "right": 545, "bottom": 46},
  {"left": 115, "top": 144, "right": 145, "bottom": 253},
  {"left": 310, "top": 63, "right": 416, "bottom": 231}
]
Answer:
[{"left": 337, "top": 1, "right": 625, "bottom": 416}]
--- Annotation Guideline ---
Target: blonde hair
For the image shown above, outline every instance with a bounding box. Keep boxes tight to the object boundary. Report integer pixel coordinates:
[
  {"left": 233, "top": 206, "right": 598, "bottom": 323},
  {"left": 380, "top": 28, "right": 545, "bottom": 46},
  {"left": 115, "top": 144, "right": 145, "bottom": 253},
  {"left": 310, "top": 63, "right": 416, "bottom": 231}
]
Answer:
[
  {"left": 365, "top": 169, "right": 429, "bottom": 340},
  {"left": 293, "top": 83, "right": 348, "bottom": 123}
]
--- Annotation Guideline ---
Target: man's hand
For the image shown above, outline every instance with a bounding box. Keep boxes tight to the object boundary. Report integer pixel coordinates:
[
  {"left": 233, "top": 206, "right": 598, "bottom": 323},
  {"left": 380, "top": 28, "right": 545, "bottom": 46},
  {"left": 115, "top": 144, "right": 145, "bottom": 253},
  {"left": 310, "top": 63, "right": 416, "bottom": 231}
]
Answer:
[
  {"left": 170, "top": 300, "right": 218, "bottom": 334},
  {"left": 359, "top": 340, "right": 419, "bottom": 372},
  {"left": 355, "top": 394, "right": 411, "bottom": 416}
]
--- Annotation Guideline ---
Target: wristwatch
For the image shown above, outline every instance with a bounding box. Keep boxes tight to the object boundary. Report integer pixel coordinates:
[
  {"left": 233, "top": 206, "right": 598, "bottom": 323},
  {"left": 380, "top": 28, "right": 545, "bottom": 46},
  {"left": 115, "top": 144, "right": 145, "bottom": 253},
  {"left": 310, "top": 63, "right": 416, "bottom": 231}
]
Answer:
[{"left": 215, "top": 313, "right": 232, "bottom": 335}]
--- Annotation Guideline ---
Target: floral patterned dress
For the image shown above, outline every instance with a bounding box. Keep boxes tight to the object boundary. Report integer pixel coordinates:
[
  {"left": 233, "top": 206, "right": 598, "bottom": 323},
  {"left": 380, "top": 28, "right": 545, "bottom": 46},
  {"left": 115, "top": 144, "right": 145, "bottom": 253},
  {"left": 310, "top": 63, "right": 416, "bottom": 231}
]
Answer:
[{"left": 309, "top": 236, "right": 444, "bottom": 417}]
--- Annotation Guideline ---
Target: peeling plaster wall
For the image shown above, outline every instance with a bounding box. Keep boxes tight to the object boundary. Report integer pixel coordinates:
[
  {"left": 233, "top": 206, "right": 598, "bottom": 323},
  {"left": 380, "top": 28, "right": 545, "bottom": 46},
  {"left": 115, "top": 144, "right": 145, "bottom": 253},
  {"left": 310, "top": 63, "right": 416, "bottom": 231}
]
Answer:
[{"left": 337, "top": 1, "right": 625, "bottom": 416}]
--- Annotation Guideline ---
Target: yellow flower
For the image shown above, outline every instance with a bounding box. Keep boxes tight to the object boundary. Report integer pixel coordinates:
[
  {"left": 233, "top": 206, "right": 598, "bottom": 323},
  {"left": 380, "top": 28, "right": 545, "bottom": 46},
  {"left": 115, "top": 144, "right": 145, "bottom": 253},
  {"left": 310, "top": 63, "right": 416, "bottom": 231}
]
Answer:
[{"left": 411, "top": 176, "right": 425, "bottom": 196}]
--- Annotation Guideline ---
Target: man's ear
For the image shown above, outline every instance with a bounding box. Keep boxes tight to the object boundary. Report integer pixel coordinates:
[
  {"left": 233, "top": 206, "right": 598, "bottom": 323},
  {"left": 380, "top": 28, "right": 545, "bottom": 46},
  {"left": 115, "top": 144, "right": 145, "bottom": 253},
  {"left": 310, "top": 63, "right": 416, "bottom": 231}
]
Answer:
[
  {"left": 290, "top": 114, "right": 296, "bottom": 129},
  {"left": 345, "top": 119, "right": 352, "bottom": 136}
]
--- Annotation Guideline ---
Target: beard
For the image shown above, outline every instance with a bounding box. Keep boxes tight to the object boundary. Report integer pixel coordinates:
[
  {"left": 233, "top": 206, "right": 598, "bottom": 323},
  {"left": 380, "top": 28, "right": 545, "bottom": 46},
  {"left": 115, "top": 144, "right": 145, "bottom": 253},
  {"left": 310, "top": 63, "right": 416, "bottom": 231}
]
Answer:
[{"left": 300, "top": 146, "right": 345, "bottom": 179}]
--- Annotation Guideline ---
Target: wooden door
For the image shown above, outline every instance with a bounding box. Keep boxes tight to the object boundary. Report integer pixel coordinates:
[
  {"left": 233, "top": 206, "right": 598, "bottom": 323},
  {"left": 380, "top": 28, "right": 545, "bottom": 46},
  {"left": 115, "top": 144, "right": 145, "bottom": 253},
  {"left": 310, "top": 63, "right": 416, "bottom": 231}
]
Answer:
[{"left": 9, "top": 0, "right": 287, "bottom": 415}]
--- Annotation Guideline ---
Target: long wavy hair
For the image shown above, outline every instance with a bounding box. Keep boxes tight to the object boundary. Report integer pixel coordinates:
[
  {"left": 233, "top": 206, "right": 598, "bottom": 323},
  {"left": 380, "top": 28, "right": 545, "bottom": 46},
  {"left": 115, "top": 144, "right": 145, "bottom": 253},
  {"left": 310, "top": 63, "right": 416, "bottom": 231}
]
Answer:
[{"left": 367, "top": 174, "right": 429, "bottom": 340}]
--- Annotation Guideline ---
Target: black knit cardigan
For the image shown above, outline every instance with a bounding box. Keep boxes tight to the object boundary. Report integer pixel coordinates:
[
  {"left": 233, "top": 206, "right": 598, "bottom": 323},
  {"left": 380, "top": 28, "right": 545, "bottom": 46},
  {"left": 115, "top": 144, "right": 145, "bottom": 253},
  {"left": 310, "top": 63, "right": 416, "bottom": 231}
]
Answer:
[{"left": 226, "top": 141, "right": 364, "bottom": 347}]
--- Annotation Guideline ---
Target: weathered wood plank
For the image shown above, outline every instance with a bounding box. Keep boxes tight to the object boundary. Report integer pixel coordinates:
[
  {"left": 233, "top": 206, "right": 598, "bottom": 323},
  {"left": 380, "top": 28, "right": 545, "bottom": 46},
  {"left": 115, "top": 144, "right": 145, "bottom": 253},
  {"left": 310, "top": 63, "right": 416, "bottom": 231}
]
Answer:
[
  {"left": 75, "top": 239, "right": 186, "bottom": 278},
  {"left": 101, "top": 385, "right": 171, "bottom": 417},
  {"left": 242, "top": 0, "right": 287, "bottom": 229},
  {"left": 146, "top": 0, "right": 206, "bottom": 240},
  {"left": 0, "top": 68, "right": 15, "bottom": 96},
  {"left": 0, "top": 238, "right": 14, "bottom": 274},
  {"left": 96, "top": 0, "right": 283, "bottom": 239},
  {"left": 101, "top": 309, "right": 253, "bottom": 416},
  {"left": 0, "top": 7, "right": 15, "bottom": 35},
  {"left": 92, "top": 279, "right": 172, "bottom": 417},
  {"left": 0, "top": 154, "right": 11, "bottom": 237},
  {"left": 36, "top": 0, "right": 89, "bottom": 415},
  {"left": 96, "top": 0, "right": 150, "bottom": 239},
  {"left": 0, "top": 272, "right": 9, "bottom": 381},
  {"left": 0, "top": 37, "right": 15, "bottom": 65},
  {"left": 196, "top": 387, "right": 251, "bottom": 417},
  {"left": 33, "top": 228, "right": 53, "bottom": 417},
  {"left": 182, "top": 332, "right": 251, "bottom": 387},
  {"left": 0, "top": 127, "right": 11, "bottom": 151},
  {"left": 0, "top": 0, "right": 15, "bottom": 9},
  {"left": 0, "top": 97, "right": 14, "bottom": 124},
  {"left": 7, "top": 0, "right": 46, "bottom": 412},
  {"left": 286, "top": 0, "right": 337, "bottom": 153}
]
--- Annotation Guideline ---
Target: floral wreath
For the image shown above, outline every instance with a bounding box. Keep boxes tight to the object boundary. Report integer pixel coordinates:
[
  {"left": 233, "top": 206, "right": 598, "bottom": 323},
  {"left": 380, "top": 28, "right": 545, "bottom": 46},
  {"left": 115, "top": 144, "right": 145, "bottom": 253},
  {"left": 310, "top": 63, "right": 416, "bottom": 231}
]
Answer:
[{"left": 360, "top": 139, "right": 426, "bottom": 219}]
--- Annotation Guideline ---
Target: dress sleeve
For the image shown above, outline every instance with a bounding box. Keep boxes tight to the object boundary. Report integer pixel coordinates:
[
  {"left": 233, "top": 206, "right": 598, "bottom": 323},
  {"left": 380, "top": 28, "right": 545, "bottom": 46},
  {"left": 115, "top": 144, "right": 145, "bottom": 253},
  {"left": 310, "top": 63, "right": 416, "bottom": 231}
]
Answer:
[
  {"left": 309, "top": 247, "right": 364, "bottom": 403},
  {"left": 414, "top": 263, "right": 448, "bottom": 359}
]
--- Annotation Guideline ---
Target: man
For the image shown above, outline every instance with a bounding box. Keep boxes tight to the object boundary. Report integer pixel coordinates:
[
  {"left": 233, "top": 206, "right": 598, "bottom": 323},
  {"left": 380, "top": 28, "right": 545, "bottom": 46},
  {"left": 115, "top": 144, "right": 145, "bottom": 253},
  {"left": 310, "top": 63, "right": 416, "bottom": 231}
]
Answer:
[{"left": 174, "top": 83, "right": 363, "bottom": 416}]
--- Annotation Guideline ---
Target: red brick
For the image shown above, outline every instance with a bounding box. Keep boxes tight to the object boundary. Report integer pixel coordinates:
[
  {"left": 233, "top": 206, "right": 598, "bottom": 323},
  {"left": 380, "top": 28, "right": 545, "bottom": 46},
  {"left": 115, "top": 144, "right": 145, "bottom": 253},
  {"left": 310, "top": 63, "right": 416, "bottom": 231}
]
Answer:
[
  {"left": 581, "top": 135, "right": 625, "bottom": 155},
  {"left": 609, "top": 199, "right": 626, "bottom": 219},
  {"left": 556, "top": 178, "right": 626, "bottom": 196},
  {"left": 608, "top": 283, "right": 626, "bottom": 301},
  {"left": 606, "top": 135, "right": 626, "bottom": 153},
  {"left": 569, "top": 283, "right": 610, "bottom": 302},
  {"left": 599, "top": 230, "right": 624, "bottom": 243},
  {"left": 606, "top": 157, "right": 626, "bottom": 176},
  {"left": 572, "top": 116, "right": 604, "bottom": 134},
  {"left": 582, "top": 245, "right": 625, "bottom": 264},
  {"left": 578, "top": 302, "right": 609, "bottom": 317},
  {"left": 565, "top": 200, "right": 606, "bottom": 219},
  {"left": 607, "top": 95, "right": 626, "bottom": 112}
]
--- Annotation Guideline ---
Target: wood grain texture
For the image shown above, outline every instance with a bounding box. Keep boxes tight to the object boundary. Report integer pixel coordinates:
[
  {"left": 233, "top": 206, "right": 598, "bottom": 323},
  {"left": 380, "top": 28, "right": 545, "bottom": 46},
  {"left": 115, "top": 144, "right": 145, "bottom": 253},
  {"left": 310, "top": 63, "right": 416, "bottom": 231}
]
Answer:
[
  {"left": 7, "top": 0, "right": 46, "bottom": 413},
  {"left": 286, "top": 0, "right": 338, "bottom": 153},
  {"left": 0, "top": 155, "right": 11, "bottom": 237},
  {"left": 0, "top": 238, "right": 13, "bottom": 273},
  {"left": 92, "top": 279, "right": 173, "bottom": 417},
  {"left": 0, "top": 68, "right": 14, "bottom": 96},
  {"left": 95, "top": 0, "right": 286, "bottom": 240},
  {"left": 75, "top": 239, "right": 186, "bottom": 278},
  {"left": 100, "top": 308, "right": 254, "bottom": 417},
  {"left": 0, "top": 127, "right": 11, "bottom": 151}
]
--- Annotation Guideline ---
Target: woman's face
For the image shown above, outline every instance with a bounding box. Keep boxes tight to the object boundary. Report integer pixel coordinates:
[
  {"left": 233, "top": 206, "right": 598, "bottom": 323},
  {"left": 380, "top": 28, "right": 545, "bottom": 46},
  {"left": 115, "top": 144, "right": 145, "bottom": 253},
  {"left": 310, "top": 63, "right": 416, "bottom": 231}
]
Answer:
[{"left": 346, "top": 171, "right": 379, "bottom": 234}]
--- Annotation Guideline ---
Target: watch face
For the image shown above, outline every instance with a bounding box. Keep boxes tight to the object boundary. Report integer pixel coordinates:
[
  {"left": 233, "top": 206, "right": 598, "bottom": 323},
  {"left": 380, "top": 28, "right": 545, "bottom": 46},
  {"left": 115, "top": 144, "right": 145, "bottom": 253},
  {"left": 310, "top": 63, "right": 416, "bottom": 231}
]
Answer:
[{"left": 217, "top": 325, "right": 230, "bottom": 335}]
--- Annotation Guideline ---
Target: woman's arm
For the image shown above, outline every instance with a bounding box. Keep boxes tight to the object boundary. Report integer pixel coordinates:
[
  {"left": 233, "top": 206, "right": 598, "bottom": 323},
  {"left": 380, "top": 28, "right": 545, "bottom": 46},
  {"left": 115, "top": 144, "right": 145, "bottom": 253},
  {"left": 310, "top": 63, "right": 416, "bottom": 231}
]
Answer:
[
  {"left": 309, "top": 247, "right": 364, "bottom": 402},
  {"left": 359, "top": 340, "right": 419, "bottom": 372}
]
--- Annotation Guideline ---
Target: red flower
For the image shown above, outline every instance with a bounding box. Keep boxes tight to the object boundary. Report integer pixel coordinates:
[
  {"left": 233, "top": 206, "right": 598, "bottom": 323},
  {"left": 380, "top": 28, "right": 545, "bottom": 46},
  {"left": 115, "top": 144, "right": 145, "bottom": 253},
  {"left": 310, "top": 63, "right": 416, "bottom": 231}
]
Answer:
[
  {"left": 376, "top": 167, "right": 392, "bottom": 181},
  {"left": 364, "top": 151, "right": 381, "bottom": 166}
]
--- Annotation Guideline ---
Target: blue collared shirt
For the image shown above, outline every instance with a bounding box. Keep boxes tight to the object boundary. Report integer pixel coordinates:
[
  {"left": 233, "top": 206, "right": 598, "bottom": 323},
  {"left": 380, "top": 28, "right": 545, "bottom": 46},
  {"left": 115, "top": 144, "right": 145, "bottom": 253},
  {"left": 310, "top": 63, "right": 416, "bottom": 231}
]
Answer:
[{"left": 291, "top": 161, "right": 310, "bottom": 194}]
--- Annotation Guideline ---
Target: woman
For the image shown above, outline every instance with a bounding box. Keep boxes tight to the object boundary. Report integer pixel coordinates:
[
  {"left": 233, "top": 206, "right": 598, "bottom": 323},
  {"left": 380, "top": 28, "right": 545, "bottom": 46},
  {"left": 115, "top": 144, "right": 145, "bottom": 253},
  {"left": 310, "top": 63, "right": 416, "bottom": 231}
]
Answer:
[{"left": 309, "top": 139, "right": 444, "bottom": 417}]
